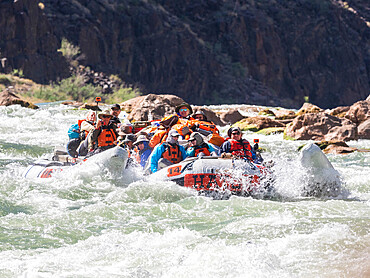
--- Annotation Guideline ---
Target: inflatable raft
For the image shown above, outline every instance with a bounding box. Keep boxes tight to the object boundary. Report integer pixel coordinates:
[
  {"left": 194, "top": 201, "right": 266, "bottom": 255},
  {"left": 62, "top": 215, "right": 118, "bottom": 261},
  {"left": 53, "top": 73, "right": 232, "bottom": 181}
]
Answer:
[
  {"left": 23, "top": 146, "right": 129, "bottom": 179},
  {"left": 149, "top": 156, "right": 274, "bottom": 197}
]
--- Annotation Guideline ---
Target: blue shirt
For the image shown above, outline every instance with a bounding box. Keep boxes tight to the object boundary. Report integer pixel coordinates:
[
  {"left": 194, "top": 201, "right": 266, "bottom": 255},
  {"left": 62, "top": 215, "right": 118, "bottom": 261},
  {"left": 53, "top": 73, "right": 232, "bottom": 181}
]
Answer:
[{"left": 150, "top": 143, "right": 187, "bottom": 173}]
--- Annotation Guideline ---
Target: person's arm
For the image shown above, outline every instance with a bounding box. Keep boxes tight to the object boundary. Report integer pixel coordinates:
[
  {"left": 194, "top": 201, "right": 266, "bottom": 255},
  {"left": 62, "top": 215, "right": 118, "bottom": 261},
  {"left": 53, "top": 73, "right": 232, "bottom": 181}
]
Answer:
[
  {"left": 180, "top": 145, "right": 187, "bottom": 160},
  {"left": 220, "top": 141, "right": 231, "bottom": 153},
  {"left": 150, "top": 145, "right": 163, "bottom": 173},
  {"left": 81, "top": 121, "right": 95, "bottom": 133},
  {"left": 207, "top": 144, "right": 218, "bottom": 156},
  {"left": 186, "top": 147, "right": 195, "bottom": 157}
]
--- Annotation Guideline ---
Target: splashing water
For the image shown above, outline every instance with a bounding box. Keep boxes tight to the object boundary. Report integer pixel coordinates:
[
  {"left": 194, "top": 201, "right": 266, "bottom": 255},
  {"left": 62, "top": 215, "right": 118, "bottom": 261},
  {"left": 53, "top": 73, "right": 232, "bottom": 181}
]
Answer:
[{"left": 0, "top": 104, "right": 369, "bottom": 277}]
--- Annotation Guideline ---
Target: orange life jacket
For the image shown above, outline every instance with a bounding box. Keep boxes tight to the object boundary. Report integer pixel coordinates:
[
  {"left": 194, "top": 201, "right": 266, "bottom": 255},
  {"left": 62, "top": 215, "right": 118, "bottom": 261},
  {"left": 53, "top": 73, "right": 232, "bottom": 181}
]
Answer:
[
  {"left": 193, "top": 143, "right": 211, "bottom": 157},
  {"left": 161, "top": 143, "right": 182, "bottom": 164},
  {"left": 229, "top": 139, "right": 253, "bottom": 161},
  {"left": 190, "top": 120, "right": 219, "bottom": 134},
  {"left": 149, "top": 129, "right": 168, "bottom": 149},
  {"left": 97, "top": 126, "right": 117, "bottom": 147}
]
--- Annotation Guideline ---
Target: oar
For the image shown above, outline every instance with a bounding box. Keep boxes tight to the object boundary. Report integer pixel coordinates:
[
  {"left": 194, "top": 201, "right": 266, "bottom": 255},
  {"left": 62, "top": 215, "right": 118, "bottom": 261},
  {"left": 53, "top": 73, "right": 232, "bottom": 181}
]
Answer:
[{"left": 95, "top": 96, "right": 101, "bottom": 128}]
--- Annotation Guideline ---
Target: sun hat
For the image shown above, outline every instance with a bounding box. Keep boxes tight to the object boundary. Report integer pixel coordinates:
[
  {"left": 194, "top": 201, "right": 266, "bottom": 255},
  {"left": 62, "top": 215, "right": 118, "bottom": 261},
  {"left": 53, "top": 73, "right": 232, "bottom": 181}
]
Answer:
[
  {"left": 188, "top": 132, "right": 204, "bottom": 145},
  {"left": 168, "top": 129, "right": 181, "bottom": 137},
  {"left": 98, "top": 109, "right": 113, "bottom": 119},
  {"left": 123, "top": 134, "right": 136, "bottom": 143},
  {"left": 133, "top": 135, "right": 149, "bottom": 146}
]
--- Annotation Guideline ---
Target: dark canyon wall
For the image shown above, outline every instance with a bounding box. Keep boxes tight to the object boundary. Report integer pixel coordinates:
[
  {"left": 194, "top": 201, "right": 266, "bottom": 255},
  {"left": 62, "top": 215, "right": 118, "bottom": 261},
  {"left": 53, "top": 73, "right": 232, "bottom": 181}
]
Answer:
[{"left": 1, "top": 0, "right": 369, "bottom": 108}]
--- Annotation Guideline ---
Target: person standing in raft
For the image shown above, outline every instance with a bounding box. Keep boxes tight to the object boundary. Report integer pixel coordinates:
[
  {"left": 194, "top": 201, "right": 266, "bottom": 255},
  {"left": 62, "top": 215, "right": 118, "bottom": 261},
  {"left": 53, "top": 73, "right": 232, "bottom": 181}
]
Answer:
[
  {"left": 150, "top": 130, "right": 187, "bottom": 173},
  {"left": 220, "top": 127, "right": 256, "bottom": 161},
  {"left": 133, "top": 135, "right": 152, "bottom": 168},
  {"left": 87, "top": 109, "right": 118, "bottom": 156},
  {"left": 186, "top": 132, "right": 217, "bottom": 157}
]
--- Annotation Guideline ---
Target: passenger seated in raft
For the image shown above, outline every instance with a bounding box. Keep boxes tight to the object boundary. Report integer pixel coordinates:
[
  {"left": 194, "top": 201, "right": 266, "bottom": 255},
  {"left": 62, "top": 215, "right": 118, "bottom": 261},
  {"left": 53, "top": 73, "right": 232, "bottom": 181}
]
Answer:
[
  {"left": 175, "top": 102, "right": 194, "bottom": 120},
  {"left": 186, "top": 132, "right": 217, "bottom": 157},
  {"left": 133, "top": 135, "right": 152, "bottom": 168},
  {"left": 87, "top": 109, "right": 118, "bottom": 156},
  {"left": 119, "top": 134, "right": 136, "bottom": 157},
  {"left": 220, "top": 127, "right": 257, "bottom": 162},
  {"left": 150, "top": 130, "right": 187, "bottom": 173},
  {"left": 76, "top": 111, "right": 97, "bottom": 156}
]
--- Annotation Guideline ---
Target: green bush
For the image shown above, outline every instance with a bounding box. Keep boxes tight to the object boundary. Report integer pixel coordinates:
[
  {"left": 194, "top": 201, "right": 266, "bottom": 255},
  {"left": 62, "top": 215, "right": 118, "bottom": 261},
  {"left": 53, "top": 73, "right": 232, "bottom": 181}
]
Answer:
[
  {"left": 30, "top": 74, "right": 100, "bottom": 102},
  {"left": 106, "top": 86, "right": 141, "bottom": 104}
]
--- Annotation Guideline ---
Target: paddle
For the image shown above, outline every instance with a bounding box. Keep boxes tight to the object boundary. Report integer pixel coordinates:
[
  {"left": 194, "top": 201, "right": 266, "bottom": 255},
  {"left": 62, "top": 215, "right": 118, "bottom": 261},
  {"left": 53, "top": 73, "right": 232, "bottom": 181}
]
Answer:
[{"left": 95, "top": 96, "right": 101, "bottom": 128}]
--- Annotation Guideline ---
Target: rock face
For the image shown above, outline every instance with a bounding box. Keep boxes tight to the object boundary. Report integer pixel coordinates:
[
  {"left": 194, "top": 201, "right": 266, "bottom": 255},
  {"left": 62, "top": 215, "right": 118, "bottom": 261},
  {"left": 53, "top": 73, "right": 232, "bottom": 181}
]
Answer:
[
  {"left": 1, "top": 0, "right": 367, "bottom": 108},
  {"left": 0, "top": 0, "right": 69, "bottom": 83}
]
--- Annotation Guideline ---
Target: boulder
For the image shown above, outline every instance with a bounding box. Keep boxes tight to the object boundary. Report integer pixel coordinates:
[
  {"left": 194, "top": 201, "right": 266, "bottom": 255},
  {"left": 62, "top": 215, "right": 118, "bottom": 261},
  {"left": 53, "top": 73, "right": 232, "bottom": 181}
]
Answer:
[
  {"left": 234, "top": 116, "right": 286, "bottom": 131},
  {"left": 323, "top": 144, "right": 357, "bottom": 154},
  {"left": 357, "top": 118, "right": 370, "bottom": 139},
  {"left": 0, "top": 89, "right": 38, "bottom": 109},
  {"left": 121, "top": 94, "right": 186, "bottom": 121},
  {"left": 219, "top": 109, "right": 244, "bottom": 126},
  {"left": 327, "top": 106, "right": 350, "bottom": 118},
  {"left": 296, "top": 103, "right": 324, "bottom": 116},
  {"left": 285, "top": 113, "right": 358, "bottom": 141},
  {"left": 274, "top": 109, "right": 296, "bottom": 120},
  {"left": 345, "top": 100, "right": 370, "bottom": 124}
]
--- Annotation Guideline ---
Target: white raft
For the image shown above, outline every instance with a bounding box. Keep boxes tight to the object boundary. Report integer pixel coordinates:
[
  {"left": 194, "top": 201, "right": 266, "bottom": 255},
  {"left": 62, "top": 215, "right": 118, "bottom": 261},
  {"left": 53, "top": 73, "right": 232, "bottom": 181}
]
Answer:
[{"left": 23, "top": 146, "right": 129, "bottom": 179}]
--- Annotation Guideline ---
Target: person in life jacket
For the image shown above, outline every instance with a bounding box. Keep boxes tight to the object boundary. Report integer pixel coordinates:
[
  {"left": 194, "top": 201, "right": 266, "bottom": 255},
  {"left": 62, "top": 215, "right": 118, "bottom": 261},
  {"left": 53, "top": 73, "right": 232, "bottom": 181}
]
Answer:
[
  {"left": 150, "top": 130, "right": 187, "bottom": 173},
  {"left": 149, "top": 114, "right": 179, "bottom": 149},
  {"left": 191, "top": 110, "right": 220, "bottom": 135},
  {"left": 119, "top": 134, "right": 136, "bottom": 157},
  {"left": 67, "top": 111, "right": 96, "bottom": 157},
  {"left": 133, "top": 135, "right": 152, "bottom": 168},
  {"left": 186, "top": 132, "right": 217, "bottom": 157},
  {"left": 220, "top": 127, "right": 256, "bottom": 161},
  {"left": 175, "top": 102, "right": 194, "bottom": 120},
  {"left": 87, "top": 109, "right": 118, "bottom": 156}
]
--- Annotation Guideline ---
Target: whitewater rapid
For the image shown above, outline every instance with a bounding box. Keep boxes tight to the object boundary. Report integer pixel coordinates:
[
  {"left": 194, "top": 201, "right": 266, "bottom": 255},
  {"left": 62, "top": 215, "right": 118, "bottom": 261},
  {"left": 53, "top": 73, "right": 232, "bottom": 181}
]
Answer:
[{"left": 0, "top": 103, "right": 369, "bottom": 277}]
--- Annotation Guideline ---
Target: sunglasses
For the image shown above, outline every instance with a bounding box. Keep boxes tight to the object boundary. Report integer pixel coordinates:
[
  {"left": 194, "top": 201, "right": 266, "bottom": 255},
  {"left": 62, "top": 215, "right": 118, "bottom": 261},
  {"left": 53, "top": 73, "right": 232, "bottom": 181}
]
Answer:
[
  {"left": 231, "top": 132, "right": 240, "bottom": 135},
  {"left": 194, "top": 116, "right": 203, "bottom": 120},
  {"left": 111, "top": 108, "right": 120, "bottom": 111},
  {"left": 101, "top": 115, "right": 111, "bottom": 119},
  {"left": 179, "top": 108, "right": 189, "bottom": 112},
  {"left": 189, "top": 138, "right": 196, "bottom": 142}
]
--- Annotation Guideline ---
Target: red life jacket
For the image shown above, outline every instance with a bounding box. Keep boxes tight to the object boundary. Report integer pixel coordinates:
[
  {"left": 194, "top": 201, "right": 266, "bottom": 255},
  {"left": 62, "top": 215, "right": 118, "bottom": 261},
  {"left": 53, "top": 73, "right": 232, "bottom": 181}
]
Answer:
[
  {"left": 193, "top": 143, "right": 211, "bottom": 157},
  {"left": 97, "top": 126, "right": 117, "bottom": 147},
  {"left": 229, "top": 139, "right": 253, "bottom": 160},
  {"left": 161, "top": 143, "right": 182, "bottom": 164}
]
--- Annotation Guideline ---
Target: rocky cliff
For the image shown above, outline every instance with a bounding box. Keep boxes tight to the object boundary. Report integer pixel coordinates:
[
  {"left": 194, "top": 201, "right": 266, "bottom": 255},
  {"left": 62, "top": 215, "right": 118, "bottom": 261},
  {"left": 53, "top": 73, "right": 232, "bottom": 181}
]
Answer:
[
  {"left": 1, "top": 0, "right": 369, "bottom": 108},
  {"left": 0, "top": 0, "right": 69, "bottom": 82}
]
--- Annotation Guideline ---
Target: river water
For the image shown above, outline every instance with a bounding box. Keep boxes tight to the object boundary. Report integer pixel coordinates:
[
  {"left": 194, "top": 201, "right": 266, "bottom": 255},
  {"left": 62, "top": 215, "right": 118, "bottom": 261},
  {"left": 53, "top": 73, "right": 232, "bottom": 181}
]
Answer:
[{"left": 0, "top": 103, "right": 369, "bottom": 277}]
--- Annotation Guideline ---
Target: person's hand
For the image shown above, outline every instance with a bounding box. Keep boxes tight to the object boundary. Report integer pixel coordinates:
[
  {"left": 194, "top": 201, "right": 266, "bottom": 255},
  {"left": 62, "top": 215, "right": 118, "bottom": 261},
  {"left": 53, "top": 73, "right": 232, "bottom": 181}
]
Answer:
[{"left": 96, "top": 120, "right": 102, "bottom": 128}]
